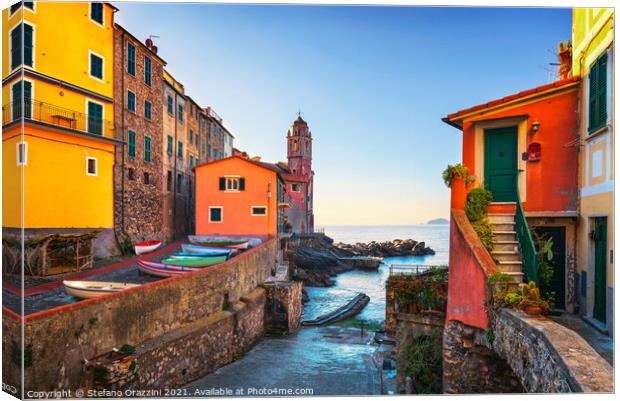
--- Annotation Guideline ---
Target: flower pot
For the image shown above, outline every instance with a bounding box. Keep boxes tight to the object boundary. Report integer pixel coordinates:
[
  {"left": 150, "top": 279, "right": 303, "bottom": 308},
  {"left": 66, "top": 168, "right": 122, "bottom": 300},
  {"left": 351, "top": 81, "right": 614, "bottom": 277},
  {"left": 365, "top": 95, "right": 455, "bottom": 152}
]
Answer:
[{"left": 523, "top": 305, "right": 543, "bottom": 316}]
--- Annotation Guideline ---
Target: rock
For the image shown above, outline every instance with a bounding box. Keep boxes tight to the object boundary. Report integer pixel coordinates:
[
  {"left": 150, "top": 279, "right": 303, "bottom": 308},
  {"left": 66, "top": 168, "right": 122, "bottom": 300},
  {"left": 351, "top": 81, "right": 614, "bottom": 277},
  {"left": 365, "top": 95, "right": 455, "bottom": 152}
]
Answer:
[{"left": 333, "top": 238, "right": 434, "bottom": 258}]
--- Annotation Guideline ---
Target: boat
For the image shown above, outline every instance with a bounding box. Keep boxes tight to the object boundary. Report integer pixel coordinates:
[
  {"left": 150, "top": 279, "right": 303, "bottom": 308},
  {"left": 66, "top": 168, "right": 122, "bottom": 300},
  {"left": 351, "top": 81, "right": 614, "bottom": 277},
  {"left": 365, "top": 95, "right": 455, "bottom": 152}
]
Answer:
[
  {"left": 180, "top": 244, "right": 232, "bottom": 255},
  {"left": 160, "top": 255, "right": 227, "bottom": 267},
  {"left": 189, "top": 240, "right": 249, "bottom": 249},
  {"left": 188, "top": 235, "right": 262, "bottom": 248},
  {"left": 174, "top": 251, "right": 230, "bottom": 257},
  {"left": 134, "top": 240, "right": 162, "bottom": 255},
  {"left": 63, "top": 280, "right": 140, "bottom": 299},
  {"left": 137, "top": 260, "right": 200, "bottom": 277}
]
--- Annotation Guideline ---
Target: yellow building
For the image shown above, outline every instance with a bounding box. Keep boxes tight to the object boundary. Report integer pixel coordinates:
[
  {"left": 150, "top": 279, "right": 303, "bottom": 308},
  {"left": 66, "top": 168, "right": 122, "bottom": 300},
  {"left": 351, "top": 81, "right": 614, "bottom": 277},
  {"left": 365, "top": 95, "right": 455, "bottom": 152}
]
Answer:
[
  {"left": 572, "top": 8, "right": 614, "bottom": 335},
  {"left": 2, "top": 2, "right": 120, "bottom": 256}
]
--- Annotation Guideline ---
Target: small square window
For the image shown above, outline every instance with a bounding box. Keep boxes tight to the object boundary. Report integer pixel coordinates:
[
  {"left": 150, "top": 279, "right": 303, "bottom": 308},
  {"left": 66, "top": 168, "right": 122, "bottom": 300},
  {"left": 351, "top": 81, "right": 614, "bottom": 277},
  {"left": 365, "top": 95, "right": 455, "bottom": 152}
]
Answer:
[
  {"left": 144, "top": 101, "right": 152, "bottom": 120},
  {"left": 251, "top": 206, "right": 267, "bottom": 216},
  {"left": 144, "top": 172, "right": 150, "bottom": 185},
  {"left": 209, "top": 207, "right": 223, "bottom": 223},
  {"left": 86, "top": 157, "right": 98, "bottom": 176},
  {"left": 127, "top": 90, "right": 136, "bottom": 112},
  {"left": 16, "top": 142, "right": 27, "bottom": 166},
  {"left": 90, "top": 52, "right": 103, "bottom": 80},
  {"left": 90, "top": 3, "right": 104, "bottom": 25},
  {"left": 291, "top": 183, "right": 300, "bottom": 192},
  {"left": 128, "top": 168, "right": 135, "bottom": 181}
]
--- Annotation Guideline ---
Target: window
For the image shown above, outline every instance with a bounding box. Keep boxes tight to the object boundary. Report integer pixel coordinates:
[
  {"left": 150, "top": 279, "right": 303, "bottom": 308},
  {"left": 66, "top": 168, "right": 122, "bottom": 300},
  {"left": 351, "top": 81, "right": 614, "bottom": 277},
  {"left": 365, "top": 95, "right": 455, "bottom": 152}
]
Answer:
[
  {"left": 11, "top": 80, "right": 32, "bottom": 120},
  {"left": 219, "top": 177, "right": 245, "bottom": 191},
  {"left": 177, "top": 173, "right": 183, "bottom": 193},
  {"left": 190, "top": 130, "right": 194, "bottom": 144},
  {"left": 144, "top": 55, "right": 152, "bottom": 86},
  {"left": 127, "top": 90, "right": 136, "bottom": 112},
  {"left": 87, "top": 101, "right": 103, "bottom": 135},
  {"left": 90, "top": 3, "right": 104, "bottom": 25},
  {"left": 196, "top": 134, "right": 200, "bottom": 147},
  {"left": 144, "top": 136, "right": 151, "bottom": 162},
  {"left": 167, "top": 95, "right": 173, "bottom": 115},
  {"left": 167, "top": 135, "right": 173, "bottom": 155},
  {"left": 128, "top": 168, "right": 135, "bottom": 181},
  {"left": 89, "top": 51, "right": 103, "bottom": 80},
  {"left": 166, "top": 170, "right": 172, "bottom": 191},
  {"left": 291, "top": 183, "right": 300, "bottom": 192},
  {"left": 86, "top": 157, "right": 98, "bottom": 176},
  {"left": 144, "top": 100, "right": 152, "bottom": 120},
  {"left": 588, "top": 51, "right": 609, "bottom": 134},
  {"left": 16, "top": 142, "right": 27, "bottom": 166},
  {"left": 178, "top": 141, "right": 183, "bottom": 160},
  {"left": 251, "top": 206, "right": 267, "bottom": 216},
  {"left": 11, "top": 2, "right": 35, "bottom": 15},
  {"left": 189, "top": 155, "right": 194, "bottom": 167},
  {"left": 143, "top": 172, "right": 150, "bottom": 185},
  {"left": 209, "top": 207, "right": 223, "bottom": 223},
  {"left": 11, "top": 23, "right": 34, "bottom": 70},
  {"left": 127, "top": 42, "right": 136, "bottom": 75},
  {"left": 128, "top": 130, "right": 136, "bottom": 157},
  {"left": 178, "top": 104, "right": 184, "bottom": 122}
]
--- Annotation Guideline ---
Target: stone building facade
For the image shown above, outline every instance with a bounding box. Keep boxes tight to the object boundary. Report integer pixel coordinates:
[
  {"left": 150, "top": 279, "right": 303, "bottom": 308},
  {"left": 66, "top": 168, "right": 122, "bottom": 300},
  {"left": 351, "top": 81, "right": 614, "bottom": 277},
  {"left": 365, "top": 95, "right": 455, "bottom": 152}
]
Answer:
[
  {"left": 205, "top": 107, "right": 228, "bottom": 162},
  {"left": 113, "top": 25, "right": 166, "bottom": 244}
]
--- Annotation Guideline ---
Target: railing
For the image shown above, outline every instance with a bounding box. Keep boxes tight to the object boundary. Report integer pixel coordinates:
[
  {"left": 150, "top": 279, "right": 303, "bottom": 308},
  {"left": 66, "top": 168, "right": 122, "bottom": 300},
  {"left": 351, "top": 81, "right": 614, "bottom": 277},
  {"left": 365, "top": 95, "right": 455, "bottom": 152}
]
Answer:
[
  {"left": 2, "top": 99, "right": 115, "bottom": 137},
  {"left": 388, "top": 264, "right": 447, "bottom": 276},
  {"left": 515, "top": 173, "right": 538, "bottom": 283}
]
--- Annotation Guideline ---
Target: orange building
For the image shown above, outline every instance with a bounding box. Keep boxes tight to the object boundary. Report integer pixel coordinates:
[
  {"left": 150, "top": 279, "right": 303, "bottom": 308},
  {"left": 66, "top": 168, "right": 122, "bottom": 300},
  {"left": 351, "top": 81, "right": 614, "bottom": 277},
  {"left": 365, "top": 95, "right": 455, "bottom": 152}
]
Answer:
[
  {"left": 443, "top": 76, "right": 580, "bottom": 329},
  {"left": 194, "top": 156, "right": 286, "bottom": 237}
]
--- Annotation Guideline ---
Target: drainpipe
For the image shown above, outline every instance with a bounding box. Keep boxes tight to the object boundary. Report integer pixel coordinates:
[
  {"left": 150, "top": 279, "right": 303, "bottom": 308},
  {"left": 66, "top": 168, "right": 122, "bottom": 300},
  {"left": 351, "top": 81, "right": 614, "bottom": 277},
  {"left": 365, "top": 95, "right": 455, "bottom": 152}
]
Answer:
[{"left": 120, "top": 31, "right": 126, "bottom": 231}]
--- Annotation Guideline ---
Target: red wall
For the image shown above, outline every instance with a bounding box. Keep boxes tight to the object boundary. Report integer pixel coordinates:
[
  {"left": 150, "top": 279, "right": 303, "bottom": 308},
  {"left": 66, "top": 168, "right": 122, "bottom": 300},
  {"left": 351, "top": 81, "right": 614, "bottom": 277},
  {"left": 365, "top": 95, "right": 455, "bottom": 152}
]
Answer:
[{"left": 461, "top": 88, "right": 579, "bottom": 212}]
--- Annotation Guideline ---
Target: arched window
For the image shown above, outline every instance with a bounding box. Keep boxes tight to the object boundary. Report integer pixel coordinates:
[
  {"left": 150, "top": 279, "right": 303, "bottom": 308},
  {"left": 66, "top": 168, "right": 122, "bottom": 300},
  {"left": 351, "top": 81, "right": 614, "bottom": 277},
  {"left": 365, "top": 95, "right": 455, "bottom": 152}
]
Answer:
[{"left": 292, "top": 139, "right": 299, "bottom": 152}]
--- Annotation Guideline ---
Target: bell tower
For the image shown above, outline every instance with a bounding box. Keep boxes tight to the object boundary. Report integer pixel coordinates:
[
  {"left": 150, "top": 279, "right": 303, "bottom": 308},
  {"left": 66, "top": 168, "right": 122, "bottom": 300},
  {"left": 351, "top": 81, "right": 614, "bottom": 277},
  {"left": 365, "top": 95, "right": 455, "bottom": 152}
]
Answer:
[
  {"left": 285, "top": 113, "right": 314, "bottom": 233},
  {"left": 287, "top": 113, "right": 312, "bottom": 176}
]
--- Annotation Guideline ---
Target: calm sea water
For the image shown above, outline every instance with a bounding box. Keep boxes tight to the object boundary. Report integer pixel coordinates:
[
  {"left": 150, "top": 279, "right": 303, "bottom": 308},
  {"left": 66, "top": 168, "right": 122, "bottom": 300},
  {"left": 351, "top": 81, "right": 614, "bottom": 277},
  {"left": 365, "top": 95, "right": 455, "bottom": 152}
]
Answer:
[{"left": 302, "top": 224, "right": 450, "bottom": 324}]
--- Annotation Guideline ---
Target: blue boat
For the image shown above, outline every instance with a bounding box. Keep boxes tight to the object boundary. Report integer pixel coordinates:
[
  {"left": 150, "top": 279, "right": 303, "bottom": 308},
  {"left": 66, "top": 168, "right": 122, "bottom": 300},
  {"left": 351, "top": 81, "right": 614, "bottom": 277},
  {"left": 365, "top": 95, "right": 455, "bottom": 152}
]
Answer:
[
  {"left": 181, "top": 243, "right": 233, "bottom": 255},
  {"left": 174, "top": 251, "right": 230, "bottom": 257}
]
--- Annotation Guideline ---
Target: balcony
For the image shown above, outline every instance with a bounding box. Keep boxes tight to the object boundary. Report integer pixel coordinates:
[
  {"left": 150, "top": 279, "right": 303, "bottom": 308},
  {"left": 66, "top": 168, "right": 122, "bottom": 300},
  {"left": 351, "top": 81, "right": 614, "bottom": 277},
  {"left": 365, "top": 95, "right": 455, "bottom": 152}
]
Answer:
[{"left": 2, "top": 99, "right": 115, "bottom": 138}]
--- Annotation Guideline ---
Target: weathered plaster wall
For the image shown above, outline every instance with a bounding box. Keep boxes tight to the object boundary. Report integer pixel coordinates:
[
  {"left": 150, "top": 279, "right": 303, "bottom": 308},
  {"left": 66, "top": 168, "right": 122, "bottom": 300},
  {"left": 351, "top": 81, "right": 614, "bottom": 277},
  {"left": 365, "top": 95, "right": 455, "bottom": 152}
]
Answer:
[
  {"left": 490, "top": 308, "right": 613, "bottom": 393},
  {"left": 9, "top": 239, "right": 276, "bottom": 391},
  {"left": 263, "top": 281, "right": 303, "bottom": 334}
]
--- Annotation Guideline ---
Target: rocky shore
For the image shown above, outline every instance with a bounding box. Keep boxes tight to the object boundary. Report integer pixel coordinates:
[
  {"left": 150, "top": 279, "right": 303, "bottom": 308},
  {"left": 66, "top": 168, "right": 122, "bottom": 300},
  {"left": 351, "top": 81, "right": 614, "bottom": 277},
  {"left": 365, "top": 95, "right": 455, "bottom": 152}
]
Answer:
[
  {"left": 334, "top": 238, "right": 435, "bottom": 258},
  {"left": 290, "top": 235, "right": 435, "bottom": 287}
]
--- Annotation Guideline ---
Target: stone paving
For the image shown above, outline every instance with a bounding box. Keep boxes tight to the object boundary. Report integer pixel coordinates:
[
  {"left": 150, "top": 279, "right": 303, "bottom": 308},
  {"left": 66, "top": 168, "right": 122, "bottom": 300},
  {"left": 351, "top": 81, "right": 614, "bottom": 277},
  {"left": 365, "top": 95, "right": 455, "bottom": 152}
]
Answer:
[
  {"left": 184, "top": 326, "right": 382, "bottom": 396},
  {"left": 551, "top": 313, "right": 614, "bottom": 366}
]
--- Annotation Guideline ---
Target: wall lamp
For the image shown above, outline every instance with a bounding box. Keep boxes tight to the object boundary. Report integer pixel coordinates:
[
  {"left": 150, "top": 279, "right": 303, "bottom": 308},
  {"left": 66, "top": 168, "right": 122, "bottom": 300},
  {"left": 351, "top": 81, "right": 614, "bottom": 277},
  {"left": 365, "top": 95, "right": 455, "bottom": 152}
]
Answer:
[{"left": 531, "top": 120, "right": 541, "bottom": 134}]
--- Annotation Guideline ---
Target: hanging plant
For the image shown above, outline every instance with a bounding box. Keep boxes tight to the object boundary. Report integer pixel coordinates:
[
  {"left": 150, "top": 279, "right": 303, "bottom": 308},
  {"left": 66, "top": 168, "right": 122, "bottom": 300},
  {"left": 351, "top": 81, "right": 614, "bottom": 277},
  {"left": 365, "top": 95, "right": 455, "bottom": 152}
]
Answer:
[{"left": 442, "top": 163, "right": 471, "bottom": 188}]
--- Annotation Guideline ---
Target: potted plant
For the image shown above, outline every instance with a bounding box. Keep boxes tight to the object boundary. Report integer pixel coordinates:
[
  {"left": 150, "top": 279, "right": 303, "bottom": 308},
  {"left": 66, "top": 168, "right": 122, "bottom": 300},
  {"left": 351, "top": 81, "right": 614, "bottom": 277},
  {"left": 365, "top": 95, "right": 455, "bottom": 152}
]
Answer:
[{"left": 518, "top": 281, "right": 549, "bottom": 316}]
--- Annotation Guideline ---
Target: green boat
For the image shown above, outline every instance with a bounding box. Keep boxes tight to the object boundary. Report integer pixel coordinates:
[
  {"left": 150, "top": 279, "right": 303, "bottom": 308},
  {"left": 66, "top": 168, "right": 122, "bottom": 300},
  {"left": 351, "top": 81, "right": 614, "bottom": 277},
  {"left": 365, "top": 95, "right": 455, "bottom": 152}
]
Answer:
[{"left": 160, "top": 255, "right": 227, "bottom": 267}]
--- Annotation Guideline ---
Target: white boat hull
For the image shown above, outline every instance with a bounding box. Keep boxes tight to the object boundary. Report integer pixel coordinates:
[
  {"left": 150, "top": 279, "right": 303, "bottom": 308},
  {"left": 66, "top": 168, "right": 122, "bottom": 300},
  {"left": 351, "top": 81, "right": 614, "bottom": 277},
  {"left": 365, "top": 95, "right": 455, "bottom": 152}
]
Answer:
[{"left": 63, "top": 281, "right": 139, "bottom": 299}]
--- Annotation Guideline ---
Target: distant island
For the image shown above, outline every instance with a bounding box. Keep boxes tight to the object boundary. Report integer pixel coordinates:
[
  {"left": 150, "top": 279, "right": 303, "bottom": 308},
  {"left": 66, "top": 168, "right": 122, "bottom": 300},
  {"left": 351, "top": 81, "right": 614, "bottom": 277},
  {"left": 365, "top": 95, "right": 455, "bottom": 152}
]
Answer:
[{"left": 427, "top": 218, "right": 449, "bottom": 224}]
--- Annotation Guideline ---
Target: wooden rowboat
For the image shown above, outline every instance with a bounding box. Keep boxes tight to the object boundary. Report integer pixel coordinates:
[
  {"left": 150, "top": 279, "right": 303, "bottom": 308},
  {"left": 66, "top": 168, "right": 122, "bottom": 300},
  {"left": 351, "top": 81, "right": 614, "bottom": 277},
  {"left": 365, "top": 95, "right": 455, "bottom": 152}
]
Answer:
[
  {"left": 188, "top": 236, "right": 262, "bottom": 247},
  {"left": 160, "top": 255, "right": 227, "bottom": 267},
  {"left": 137, "top": 260, "right": 200, "bottom": 277},
  {"left": 180, "top": 244, "right": 232, "bottom": 255},
  {"left": 134, "top": 240, "right": 162, "bottom": 255},
  {"left": 174, "top": 251, "right": 230, "bottom": 257},
  {"left": 189, "top": 240, "right": 249, "bottom": 249},
  {"left": 63, "top": 280, "right": 139, "bottom": 299}
]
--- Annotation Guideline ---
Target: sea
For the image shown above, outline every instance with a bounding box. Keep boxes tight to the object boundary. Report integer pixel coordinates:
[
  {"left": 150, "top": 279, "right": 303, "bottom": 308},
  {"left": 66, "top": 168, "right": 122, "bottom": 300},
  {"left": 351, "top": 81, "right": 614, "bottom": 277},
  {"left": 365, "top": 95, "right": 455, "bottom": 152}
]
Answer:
[{"left": 302, "top": 224, "right": 450, "bottom": 325}]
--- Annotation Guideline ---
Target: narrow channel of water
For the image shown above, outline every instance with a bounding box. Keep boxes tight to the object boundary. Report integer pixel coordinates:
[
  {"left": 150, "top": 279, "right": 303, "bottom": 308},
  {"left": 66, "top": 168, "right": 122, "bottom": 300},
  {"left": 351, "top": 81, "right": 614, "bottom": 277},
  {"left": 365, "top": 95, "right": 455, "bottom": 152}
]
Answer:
[{"left": 303, "top": 224, "right": 450, "bottom": 325}]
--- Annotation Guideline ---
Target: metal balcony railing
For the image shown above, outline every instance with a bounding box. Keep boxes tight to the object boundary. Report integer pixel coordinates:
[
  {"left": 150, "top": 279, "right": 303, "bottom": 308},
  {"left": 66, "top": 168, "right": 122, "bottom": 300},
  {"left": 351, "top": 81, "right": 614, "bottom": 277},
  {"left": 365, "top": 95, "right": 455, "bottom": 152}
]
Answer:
[{"left": 2, "top": 99, "right": 115, "bottom": 137}]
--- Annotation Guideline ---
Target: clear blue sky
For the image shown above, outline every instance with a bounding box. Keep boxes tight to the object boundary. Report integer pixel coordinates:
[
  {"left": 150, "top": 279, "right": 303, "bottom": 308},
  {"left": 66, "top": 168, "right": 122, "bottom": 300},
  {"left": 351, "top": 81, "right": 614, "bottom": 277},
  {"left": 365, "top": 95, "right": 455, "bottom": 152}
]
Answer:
[{"left": 115, "top": 3, "right": 572, "bottom": 225}]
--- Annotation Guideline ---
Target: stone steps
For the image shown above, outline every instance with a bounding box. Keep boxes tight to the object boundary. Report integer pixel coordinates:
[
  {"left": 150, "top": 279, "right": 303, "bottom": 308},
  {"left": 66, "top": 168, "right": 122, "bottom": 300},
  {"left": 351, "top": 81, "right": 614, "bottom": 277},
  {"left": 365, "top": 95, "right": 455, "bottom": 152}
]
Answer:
[{"left": 489, "top": 213, "right": 523, "bottom": 283}]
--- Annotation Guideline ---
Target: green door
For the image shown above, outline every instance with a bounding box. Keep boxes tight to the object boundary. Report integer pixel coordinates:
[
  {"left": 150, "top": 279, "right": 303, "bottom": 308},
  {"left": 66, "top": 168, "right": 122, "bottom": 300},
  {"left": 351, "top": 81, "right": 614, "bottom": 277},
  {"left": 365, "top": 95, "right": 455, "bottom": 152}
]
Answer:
[
  {"left": 534, "top": 227, "right": 566, "bottom": 310},
  {"left": 484, "top": 127, "right": 518, "bottom": 202},
  {"left": 593, "top": 217, "right": 607, "bottom": 323}
]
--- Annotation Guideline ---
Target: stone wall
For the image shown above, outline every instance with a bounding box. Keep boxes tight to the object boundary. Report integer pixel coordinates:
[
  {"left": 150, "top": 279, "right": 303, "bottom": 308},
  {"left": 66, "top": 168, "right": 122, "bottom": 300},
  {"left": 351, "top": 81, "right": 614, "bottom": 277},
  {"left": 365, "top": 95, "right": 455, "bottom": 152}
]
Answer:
[
  {"left": 443, "top": 320, "right": 524, "bottom": 394},
  {"left": 10, "top": 239, "right": 277, "bottom": 391},
  {"left": 132, "top": 288, "right": 266, "bottom": 389},
  {"left": 113, "top": 28, "right": 165, "bottom": 243},
  {"left": 263, "top": 281, "right": 303, "bottom": 334},
  {"left": 2, "top": 309, "right": 22, "bottom": 397},
  {"left": 490, "top": 308, "right": 613, "bottom": 393}
]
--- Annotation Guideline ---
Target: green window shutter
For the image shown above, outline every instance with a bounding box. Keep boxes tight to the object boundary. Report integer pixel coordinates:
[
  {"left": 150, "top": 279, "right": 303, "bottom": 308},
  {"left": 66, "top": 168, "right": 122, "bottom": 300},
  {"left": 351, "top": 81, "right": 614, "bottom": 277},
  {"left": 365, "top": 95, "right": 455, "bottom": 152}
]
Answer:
[
  {"left": 128, "top": 130, "right": 135, "bottom": 157},
  {"left": 87, "top": 102, "right": 103, "bottom": 135},
  {"left": 219, "top": 177, "right": 226, "bottom": 190},
  {"left": 127, "top": 42, "right": 136, "bottom": 75},
  {"left": 144, "top": 136, "right": 151, "bottom": 162},
  {"left": 239, "top": 178, "right": 245, "bottom": 190},
  {"left": 23, "top": 24, "right": 33, "bottom": 67},
  {"left": 144, "top": 56, "right": 152, "bottom": 86},
  {"left": 11, "top": 25, "right": 21, "bottom": 70},
  {"left": 167, "top": 135, "right": 173, "bottom": 155},
  {"left": 178, "top": 141, "right": 183, "bottom": 160},
  {"left": 588, "top": 52, "right": 608, "bottom": 134}
]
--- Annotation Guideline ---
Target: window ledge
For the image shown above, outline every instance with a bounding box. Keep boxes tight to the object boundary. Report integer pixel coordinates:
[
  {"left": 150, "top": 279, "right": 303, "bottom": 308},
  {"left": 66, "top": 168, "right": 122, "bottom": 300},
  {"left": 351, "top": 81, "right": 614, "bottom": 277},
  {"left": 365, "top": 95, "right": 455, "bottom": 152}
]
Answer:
[{"left": 586, "top": 124, "right": 611, "bottom": 141}]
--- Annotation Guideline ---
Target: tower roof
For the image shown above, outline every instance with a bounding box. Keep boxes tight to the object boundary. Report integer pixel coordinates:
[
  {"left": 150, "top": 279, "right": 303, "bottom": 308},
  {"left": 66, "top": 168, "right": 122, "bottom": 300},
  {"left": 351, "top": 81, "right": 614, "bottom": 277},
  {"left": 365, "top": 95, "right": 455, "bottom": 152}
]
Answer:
[{"left": 293, "top": 114, "right": 307, "bottom": 125}]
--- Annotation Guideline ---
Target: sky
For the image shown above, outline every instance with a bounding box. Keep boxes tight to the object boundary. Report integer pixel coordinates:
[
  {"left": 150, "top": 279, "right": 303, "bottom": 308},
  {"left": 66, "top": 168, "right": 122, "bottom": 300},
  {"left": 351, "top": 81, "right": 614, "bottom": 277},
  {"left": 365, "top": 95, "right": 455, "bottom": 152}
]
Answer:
[{"left": 115, "top": 2, "right": 572, "bottom": 226}]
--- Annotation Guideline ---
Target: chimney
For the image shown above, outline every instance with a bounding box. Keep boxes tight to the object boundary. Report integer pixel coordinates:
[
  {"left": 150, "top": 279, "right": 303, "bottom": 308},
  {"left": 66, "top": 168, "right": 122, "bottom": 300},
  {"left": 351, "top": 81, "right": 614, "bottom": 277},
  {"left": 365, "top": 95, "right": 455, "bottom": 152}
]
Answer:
[{"left": 558, "top": 40, "right": 572, "bottom": 80}]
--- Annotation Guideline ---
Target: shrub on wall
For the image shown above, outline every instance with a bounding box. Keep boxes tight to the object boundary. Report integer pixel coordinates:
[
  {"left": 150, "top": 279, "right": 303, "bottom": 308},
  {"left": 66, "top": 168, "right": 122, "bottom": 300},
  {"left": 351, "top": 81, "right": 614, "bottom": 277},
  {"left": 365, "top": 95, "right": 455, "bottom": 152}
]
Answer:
[
  {"left": 465, "top": 187, "right": 493, "bottom": 222},
  {"left": 471, "top": 219, "right": 494, "bottom": 252},
  {"left": 442, "top": 163, "right": 471, "bottom": 188}
]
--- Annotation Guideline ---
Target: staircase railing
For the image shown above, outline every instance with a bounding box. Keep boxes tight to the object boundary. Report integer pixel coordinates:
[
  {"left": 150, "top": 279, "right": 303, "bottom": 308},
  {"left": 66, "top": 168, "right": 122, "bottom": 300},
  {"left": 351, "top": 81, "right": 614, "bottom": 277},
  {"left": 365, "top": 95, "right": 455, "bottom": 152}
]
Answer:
[{"left": 515, "top": 173, "right": 538, "bottom": 283}]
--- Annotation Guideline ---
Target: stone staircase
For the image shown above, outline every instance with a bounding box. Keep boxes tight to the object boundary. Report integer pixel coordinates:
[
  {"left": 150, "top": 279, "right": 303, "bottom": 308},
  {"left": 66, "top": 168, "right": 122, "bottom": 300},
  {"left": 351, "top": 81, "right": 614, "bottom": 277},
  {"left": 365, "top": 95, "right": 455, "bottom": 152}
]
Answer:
[{"left": 488, "top": 213, "right": 524, "bottom": 283}]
